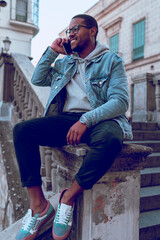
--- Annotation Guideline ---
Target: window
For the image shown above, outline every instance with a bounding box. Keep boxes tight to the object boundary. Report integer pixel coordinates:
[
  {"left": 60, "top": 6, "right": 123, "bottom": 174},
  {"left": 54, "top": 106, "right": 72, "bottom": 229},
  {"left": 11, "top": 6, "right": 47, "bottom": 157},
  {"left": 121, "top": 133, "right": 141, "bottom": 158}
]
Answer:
[
  {"left": 16, "top": 0, "right": 27, "bottom": 22},
  {"left": 110, "top": 34, "right": 119, "bottom": 53},
  {"left": 133, "top": 19, "right": 145, "bottom": 61}
]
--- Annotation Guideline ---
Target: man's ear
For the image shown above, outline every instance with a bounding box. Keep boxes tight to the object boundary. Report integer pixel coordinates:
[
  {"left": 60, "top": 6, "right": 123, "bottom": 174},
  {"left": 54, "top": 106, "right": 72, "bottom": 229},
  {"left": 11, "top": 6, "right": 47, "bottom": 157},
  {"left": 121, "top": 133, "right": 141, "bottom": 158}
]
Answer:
[{"left": 90, "top": 26, "right": 97, "bottom": 37}]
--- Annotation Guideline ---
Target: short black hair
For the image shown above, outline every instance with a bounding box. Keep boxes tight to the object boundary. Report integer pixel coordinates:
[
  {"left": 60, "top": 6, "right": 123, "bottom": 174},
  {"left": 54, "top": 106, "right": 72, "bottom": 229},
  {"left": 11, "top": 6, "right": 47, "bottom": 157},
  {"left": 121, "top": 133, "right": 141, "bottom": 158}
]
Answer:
[{"left": 72, "top": 14, "right": 98, "bottom": 38}]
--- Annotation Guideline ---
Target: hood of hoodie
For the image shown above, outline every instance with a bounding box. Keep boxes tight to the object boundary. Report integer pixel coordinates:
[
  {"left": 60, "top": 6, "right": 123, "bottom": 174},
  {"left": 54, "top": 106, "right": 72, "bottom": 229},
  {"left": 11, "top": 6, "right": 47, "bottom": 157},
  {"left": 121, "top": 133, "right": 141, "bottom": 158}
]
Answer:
[{"left": 72, "top": 41, "right": 110, "bottom": 62}]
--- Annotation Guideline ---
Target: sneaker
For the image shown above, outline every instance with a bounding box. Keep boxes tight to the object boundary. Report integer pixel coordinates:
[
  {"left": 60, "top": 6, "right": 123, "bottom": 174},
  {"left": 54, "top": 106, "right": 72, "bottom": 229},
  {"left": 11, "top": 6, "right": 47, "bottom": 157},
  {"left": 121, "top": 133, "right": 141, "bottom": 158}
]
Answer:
[
  {"left": 15, "top": 200, "right": 55, "bottom": 240},
  {"left": 52, "top": 189, "right": 74, "bottom": 240}
]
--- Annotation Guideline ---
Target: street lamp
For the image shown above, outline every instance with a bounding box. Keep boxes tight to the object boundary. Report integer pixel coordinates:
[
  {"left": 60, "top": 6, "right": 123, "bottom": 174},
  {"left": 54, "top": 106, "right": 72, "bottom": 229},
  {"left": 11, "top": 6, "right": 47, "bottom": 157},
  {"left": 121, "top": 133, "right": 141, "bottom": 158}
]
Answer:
[
  {"left": 3, "top": 37, "right": 11, "bottom": 53},
  {"left": 0, "top": 1, "right": 7, "bottom": 7}
]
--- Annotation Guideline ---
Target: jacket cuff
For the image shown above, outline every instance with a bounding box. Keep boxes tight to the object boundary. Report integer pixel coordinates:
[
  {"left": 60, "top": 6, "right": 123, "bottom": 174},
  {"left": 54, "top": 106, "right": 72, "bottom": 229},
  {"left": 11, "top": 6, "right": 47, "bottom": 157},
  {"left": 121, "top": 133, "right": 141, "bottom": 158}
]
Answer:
[
  {"left": 43, "top": 46, "right": 59, "bottom": 59},
  {"left": 80, "top": 115, "right": 90, "bottom": 128}
]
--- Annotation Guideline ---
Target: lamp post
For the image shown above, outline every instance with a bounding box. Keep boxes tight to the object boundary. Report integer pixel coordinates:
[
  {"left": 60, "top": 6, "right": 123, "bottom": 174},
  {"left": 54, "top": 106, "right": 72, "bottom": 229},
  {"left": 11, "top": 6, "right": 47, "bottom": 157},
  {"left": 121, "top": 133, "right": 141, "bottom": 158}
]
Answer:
[
  {"left": 3, "top": 37, "right": 11, "bottom": 53},
  {"left": 0, "top": 1, "right": 7, "bottom": 7}
]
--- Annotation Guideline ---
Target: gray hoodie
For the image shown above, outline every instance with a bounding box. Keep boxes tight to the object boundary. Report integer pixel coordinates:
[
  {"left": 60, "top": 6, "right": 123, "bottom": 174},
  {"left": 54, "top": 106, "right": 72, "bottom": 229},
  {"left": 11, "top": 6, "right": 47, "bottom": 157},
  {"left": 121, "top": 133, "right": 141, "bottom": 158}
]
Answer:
[{"left": 63, "top": 41, "right": 110, "bottom": 112}]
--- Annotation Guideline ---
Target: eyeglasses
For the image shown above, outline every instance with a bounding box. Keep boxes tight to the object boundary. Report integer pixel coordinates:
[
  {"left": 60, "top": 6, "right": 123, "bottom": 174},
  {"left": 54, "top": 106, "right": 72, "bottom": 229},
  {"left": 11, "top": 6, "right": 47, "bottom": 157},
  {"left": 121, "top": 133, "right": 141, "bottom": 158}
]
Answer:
[{"left": 66, "top": 25, "right": 92, "bottom": 37}]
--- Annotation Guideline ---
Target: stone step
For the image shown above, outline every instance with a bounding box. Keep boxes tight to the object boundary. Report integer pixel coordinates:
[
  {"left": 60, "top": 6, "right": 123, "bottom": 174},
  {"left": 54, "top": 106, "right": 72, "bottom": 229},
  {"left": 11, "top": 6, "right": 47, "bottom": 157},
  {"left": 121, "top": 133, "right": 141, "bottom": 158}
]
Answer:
[
  {"left": 133, "top": 130, "right": 160, "bottom": 141},
  {"left": 139, "top": 210, "right": 160, "bottom": 240},
  {"left": 132, "top": 122, "right": 159, "bottom": 131},
  {"left": 0, "top": 193, "right": 60, "bottom": 240},
  {"left": 145, "top": 153, "right": 160, "bottom": 168},
  {"left": 141, "top": 167, "right": 160, "bottom": 187},
  {"left": 129, "top": 140, "right": 160, "bottom": 153},
  {"left": 140, "top": 186, "right": 160, "bottom": 212}
]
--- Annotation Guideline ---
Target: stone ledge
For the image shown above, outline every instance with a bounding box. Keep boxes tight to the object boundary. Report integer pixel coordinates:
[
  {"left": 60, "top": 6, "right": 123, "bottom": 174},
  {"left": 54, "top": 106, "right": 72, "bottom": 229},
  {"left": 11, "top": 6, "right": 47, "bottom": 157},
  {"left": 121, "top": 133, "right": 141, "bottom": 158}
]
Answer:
[{"left": 60, "top": 143, "right": 153, "bottom": 171}]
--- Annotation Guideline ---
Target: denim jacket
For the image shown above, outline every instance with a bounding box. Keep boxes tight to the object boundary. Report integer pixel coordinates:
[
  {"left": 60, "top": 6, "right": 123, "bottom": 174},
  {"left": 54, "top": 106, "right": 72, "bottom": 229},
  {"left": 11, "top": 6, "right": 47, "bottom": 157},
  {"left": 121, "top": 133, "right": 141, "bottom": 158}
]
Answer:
[{"left": 31, "top": 46, "right": 133, "bottom": 139}]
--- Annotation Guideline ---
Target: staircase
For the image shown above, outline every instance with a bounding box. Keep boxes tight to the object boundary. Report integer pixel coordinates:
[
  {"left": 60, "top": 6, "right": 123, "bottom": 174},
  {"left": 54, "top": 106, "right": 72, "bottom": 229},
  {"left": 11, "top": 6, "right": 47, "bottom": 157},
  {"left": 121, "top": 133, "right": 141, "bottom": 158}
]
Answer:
[{"left": 130, "top": 122, "right": 160, "bottom": 240}]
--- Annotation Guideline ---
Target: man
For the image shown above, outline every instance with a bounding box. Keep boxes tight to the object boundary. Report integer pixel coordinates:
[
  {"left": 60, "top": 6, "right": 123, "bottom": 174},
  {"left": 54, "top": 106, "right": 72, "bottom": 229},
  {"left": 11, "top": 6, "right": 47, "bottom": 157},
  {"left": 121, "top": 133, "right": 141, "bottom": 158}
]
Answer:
[{"left": 13, "top": 14, "right": 132, "bottom": 240}]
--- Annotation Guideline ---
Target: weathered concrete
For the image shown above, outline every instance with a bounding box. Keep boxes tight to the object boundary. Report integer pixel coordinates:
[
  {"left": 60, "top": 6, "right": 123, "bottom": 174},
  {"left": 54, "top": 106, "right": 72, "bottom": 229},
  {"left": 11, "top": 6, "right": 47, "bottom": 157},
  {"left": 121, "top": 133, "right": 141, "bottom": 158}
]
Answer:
[
  {"left": 0, "top": 121, "right": 29, "bottom": 231},
  {"left": 0, "top": 193, "right": 60, "bottom": 239},
  {"left": 0, "top": 142, "right": 14, "bottom": 231},
  {"left": 48, "top": 143, "right": 152, "bottom": 240},
  {"left": 82, "top": 171, "right": 140, "bottom": 240}
]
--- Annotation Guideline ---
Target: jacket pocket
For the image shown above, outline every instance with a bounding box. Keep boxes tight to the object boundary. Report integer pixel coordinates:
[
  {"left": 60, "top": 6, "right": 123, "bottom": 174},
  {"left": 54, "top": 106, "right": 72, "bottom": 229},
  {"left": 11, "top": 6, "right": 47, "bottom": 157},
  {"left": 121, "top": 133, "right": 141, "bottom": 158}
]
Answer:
[
  {"left": 90, "top": 76, "right": 109, "bottom": 100},
  {"left": 51, "top": 72, "right": 63, "bottom": 86}
]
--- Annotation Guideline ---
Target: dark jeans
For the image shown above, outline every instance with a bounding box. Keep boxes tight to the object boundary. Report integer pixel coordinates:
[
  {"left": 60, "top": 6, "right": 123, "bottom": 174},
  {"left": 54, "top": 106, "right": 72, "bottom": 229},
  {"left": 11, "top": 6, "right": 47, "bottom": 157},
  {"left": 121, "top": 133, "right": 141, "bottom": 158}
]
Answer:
[{"left": 13, "top": 113, "right": 123, "bottom": 189}]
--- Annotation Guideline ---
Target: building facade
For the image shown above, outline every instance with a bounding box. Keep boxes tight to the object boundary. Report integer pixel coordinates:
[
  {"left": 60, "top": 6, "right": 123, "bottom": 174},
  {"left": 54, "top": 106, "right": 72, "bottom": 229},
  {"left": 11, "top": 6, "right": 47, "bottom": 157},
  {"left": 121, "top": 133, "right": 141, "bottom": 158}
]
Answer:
[
  {"left": 85, "top": 0, "right": 160, "bottom": 84},
  {"left": 0, "top": 0, "right": 39, "bottom": 57}
]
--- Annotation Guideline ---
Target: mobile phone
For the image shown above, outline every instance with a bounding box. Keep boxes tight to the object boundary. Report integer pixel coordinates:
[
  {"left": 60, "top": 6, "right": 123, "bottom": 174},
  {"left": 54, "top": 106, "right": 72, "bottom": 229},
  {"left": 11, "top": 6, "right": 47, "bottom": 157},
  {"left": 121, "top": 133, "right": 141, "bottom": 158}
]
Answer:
[{"left": 63, "top": 42, "right": 72, "bottom": 55}]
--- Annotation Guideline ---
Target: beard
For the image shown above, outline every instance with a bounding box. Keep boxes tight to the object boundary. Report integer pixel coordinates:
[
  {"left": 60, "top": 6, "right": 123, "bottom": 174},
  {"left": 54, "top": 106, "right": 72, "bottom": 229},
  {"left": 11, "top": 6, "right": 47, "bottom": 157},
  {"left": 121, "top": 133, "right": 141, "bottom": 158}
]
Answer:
[{"left": 71, "top": 40, "right": 89, "bottom": 54}]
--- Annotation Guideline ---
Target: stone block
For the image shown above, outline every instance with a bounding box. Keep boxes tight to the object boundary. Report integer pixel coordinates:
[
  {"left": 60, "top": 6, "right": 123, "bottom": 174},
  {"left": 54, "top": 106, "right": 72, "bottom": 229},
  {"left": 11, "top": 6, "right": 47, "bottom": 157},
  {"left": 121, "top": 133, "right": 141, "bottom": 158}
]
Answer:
[
  {"left": 80, "top": 171, "right": 140, "bottom": 240},
  {"left": 50, "top": 143, "right": 152, "bottom": 240}
]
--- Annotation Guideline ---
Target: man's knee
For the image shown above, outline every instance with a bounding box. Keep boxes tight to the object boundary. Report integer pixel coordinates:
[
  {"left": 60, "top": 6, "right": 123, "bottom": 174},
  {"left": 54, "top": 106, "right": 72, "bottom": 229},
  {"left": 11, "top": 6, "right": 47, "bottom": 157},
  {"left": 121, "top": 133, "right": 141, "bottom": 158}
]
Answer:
[
  {"left": 13, "top": 121, "right": 30, "bottom": 143},
  {"left": 91, "top": 129, "right": 122, "bottom": 146},
  {"left": 103, "top": 133, "right": 123, "bottom": 154},
  {"left": 109, "top": 134, "right": 123, "bottom": 151}
]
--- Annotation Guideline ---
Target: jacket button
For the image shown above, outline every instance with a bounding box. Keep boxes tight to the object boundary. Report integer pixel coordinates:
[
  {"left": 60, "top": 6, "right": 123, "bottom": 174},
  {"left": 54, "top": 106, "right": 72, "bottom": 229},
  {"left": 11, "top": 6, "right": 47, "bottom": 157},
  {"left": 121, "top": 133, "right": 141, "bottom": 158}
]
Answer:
[{"left": 55, "top": 86, "right": 58, "bottom": 89}]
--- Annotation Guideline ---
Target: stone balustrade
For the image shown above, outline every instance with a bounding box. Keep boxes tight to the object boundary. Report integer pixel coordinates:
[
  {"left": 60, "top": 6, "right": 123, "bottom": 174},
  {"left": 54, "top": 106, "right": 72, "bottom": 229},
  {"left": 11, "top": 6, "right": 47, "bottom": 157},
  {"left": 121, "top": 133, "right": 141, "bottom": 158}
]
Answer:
[
  {"left": 10, "top": 53, "right": 50, "bottom": 178},
  {"left": 0, "top": 53, "right": 53, "bottom": 188},
  {"left": 11, "top": 58, "right": 44, "bottom": 123}
]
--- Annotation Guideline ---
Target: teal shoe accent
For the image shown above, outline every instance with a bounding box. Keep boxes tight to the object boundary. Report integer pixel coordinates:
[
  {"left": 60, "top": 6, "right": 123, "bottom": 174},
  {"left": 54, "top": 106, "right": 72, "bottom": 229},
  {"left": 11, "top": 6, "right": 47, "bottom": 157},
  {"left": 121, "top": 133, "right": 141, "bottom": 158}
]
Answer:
[
  {"left": 52, "top": 189, "right": 74, "bottom": 240},
  {"left": 15, "top": 200, "right": 54, "bottom": 240}
]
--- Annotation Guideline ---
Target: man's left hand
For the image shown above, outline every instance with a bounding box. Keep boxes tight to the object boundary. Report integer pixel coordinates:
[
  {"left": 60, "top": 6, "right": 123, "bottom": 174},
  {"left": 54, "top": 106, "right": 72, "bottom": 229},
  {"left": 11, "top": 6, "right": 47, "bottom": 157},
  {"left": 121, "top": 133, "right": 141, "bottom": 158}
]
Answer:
[{"left": 66, "top": 120, "right": 87, "bottom": 145}]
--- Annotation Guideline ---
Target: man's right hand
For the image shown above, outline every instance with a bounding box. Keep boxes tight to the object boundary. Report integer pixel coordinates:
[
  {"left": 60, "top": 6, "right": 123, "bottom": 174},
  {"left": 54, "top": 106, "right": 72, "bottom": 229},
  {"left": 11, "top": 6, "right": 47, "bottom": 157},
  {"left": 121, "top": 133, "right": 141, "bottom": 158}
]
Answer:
[{"left": 51, "top": 38, "right": 69, "bottom": 55}]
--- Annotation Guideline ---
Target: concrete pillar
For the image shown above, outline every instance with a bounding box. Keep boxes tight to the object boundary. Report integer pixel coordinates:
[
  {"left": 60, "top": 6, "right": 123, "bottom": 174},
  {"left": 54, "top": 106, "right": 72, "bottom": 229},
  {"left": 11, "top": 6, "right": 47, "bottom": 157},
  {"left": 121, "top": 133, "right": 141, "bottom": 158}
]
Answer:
[
  {"left": 0, "top": 54, "right": 14, "bottom": 103},
  {"left": 0, "top": 54, "right": 14, "bottom": 120},
  {"left": 132, "top": 73, "right": 155, "bottom": 122},
  {"left": 80, "top": 171, "right": 140, "bottom": 240},
  {"left": 44, "top": 147, "right": 52, "bottom": 191},
  {"left": 51, "top": 143, "right": 152, "bottom": 240},
  {"left": 40, "top": 146, "right": 46, "bottom": 177},
  {"left": 153, "top": 72, "right": 160, "bottom": 123}
]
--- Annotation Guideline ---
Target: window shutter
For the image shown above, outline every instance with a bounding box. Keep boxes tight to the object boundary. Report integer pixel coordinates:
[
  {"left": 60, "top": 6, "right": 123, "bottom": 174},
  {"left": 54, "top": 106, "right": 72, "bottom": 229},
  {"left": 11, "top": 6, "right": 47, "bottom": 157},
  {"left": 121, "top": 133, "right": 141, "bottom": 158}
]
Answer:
[
  {"left": 110, "top": 34, "right": 119, "bottom": 53},
  {"left": 133, "top": 19, "right": 145, "bottom": 60}
]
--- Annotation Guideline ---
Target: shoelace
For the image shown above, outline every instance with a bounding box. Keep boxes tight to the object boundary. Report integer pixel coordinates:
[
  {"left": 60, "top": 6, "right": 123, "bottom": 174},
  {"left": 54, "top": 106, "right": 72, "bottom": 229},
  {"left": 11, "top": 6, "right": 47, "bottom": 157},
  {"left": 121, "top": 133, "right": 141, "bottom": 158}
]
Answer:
[
  {"left": 22, "top": 215, "right": 38, "bottom": 231},
  {"left": 22, "top": 210, "right": 30, "bottom": 225},
  {"left": 56, "top": 206, "right": 72, "bottom": 225}
]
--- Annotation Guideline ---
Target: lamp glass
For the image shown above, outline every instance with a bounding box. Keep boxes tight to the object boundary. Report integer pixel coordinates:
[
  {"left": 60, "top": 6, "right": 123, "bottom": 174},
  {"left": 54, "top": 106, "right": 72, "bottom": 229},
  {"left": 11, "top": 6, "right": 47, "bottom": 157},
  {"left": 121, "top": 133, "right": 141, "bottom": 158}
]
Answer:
[
  {"left": 3, "top": 37, "right": 11, "bottom": 53},
  {"left": 0, "top": 1, "right": 7, "bottom": 7}
]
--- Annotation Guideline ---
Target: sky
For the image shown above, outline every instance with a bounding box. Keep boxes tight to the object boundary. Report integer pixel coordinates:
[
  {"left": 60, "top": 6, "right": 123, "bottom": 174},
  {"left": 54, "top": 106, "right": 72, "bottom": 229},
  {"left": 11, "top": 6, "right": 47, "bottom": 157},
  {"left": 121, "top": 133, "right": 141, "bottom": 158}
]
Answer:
[{"left": 31, "top": 0, "right": 99, "bottom": 65}]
